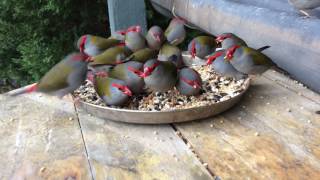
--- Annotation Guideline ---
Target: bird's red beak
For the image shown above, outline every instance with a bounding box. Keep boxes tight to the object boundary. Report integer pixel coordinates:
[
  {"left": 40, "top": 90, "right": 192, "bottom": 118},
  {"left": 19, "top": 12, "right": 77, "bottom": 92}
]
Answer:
[
  {"left": 153, "top": 33, "right": 161, "bottom": 42},
  {"left": 215, "top": 34, "right": 232, "bottom": 43},
  {"left": 206, "top": 51, "right": 224, "bottom": 65},
  {"left": 181, "top": 77, "right": 201, "bottom": 89},
  {"left": 112, "top": 83, "right": 132, "bottom": 96},
  {"left": 224, "top": 45, "right": 240, "bottom": 61},
  {"left": 127, "top": 66, "right": 144, "bottom": 77}
]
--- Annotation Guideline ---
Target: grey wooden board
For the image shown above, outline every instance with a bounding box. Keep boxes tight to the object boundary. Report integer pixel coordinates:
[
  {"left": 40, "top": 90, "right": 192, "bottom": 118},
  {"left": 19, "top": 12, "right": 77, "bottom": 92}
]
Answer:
[
  {"left": 108, "top": 0, "right": 147, "bottom": 34},
  {"left": 151, "top": 0, "right": 320, "bottom": 93},
  {"left": 0, "top": 94, "right": 92, "bottom": 179},
  {"left": 174, "top": 71, "right": 320, "bottom": 179},
  {"left": 76, "top": 107, "right": 214, "bottom": 180},
  {"left": 263, "top": 70, "right": 320, "bottom": 104}
]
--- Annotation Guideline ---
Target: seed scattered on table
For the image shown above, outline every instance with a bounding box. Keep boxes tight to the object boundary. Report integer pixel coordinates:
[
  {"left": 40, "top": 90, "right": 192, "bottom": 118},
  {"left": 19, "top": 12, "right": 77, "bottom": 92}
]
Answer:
[
  {"left": 286, "top": 108, "right": 292, "bottom": 112},
  {"left": 255, "top": 132, "right": 260, "bottom": 136}
]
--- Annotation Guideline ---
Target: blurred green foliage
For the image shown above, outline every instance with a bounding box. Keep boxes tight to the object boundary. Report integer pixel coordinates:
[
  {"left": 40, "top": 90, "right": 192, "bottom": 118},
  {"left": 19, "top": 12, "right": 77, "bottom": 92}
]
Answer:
[
  {"left": 0, "top": 0, "right": 108, "bottom": 86},
  {"left": 0, "top": 0, "right": 209, "bottom": 88}
]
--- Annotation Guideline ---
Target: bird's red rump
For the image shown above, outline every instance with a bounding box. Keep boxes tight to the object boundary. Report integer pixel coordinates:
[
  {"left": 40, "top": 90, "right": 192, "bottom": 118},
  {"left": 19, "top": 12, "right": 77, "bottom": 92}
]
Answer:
[
  {"left": 225, "top": 45, "right": 240, "bottom": 60},
  {"left": 72, "top": 54, "right": 88, "bottom": 62},
  {"left": 127, "top": 66, "right": 144, "bottom": 77},
  {"left": 111, "top": 83, "right": 132, "bottom": 96},
  {"left": 181, "top": 77, "right": 201, "bottom": 89},
  {"left": 216, "top": 34, "right": 232, "bottom": 42},
  {"left": 26, "top": 83, "right": 38, "bottom": 93},
  {"left": 206, "top": 51, "right": 224, "bottom": 65}
]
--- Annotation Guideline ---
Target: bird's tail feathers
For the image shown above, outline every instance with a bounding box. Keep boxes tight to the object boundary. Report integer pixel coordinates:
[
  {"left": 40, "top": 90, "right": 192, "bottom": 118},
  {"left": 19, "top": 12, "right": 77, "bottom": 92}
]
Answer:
[
  {"left": 6, "top": 83, "right": 38, "bottom": 96},
  {"left": 257, "top": 46, "right": 271, "bottom": 52}
]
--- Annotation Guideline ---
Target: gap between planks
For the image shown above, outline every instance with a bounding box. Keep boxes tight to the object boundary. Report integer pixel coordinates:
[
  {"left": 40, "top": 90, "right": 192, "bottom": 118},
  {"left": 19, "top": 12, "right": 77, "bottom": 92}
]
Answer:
[
  {"left": 170, "top": 123, "right": 217, "bottom": 178},
  {"left": 72, "top": 98, "right": 95, "bottom": 180}
]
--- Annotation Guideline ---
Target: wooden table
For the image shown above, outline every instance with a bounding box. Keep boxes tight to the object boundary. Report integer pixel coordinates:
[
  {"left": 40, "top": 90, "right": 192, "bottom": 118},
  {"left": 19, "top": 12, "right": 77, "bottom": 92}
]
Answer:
[{"left": 1, "top": 70, "right": 320, "bottom": 180}]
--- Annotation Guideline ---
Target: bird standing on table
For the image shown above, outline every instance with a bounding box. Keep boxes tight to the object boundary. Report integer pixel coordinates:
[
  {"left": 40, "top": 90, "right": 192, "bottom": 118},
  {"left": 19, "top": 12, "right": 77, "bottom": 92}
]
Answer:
[
  {"left": 176, "top": 67, "right": 202, "bottom": 96},
  {"left": 188, "top": 36, "right": 217, "bottom": 59},
  {"left": 8, "top": 53, "right": 91, "bottom": 98},
  {"left": 91, "top": 72, "right": 132, "bottom": 106},
  {"left": 164, "top": 18, "right": 186, "bottom": 46},
  {"left": 109, "top": 61, "right": 145, "bottom": 94},
  {"left": 288, "top": 0, "right": 320, "bottom": 17},
  {"left": 142, "top": 59, "right": 178, "bottom": 92},
  {"left": 224, "top": 45, "right": 275, "bottom": 75},
  {"left": 216, "top": 33, "right": 247, "bottom": 50},
  {"left": 77, "top": 35, "right": 122, "bottom": 56},
  {"left": 146, "top": 26, "right": 165, "bottom": 50},
  {"left": 125, "top": 25, "right": 146, "bottom": 52},
  {"left": 207, "top": 50, "right": 247, "bottom": 80}
]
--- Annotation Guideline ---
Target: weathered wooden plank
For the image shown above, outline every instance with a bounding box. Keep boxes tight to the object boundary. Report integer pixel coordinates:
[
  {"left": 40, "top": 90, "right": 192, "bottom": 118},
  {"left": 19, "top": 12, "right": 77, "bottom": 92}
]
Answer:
[
  {"left": 107, "top": 0, "right": 147, "bottom": 34},
  {"left": 0, "top": 94, "right": 92, "bottom": 179},
  {"left": 263, "top": 70, "right": 320, "bottom": 104},
  {"left": 76, "top": 107, "right": 214, "bottom": 180},
  {"left": 175, "top": 72, "right": 320, "bottom": 179}
]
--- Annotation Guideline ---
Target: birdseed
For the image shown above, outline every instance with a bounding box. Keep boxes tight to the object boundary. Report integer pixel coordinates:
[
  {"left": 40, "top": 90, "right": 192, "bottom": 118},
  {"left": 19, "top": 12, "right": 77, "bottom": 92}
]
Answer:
[{"left": 74, "top": 65, "right": 248, "bottom": 111}]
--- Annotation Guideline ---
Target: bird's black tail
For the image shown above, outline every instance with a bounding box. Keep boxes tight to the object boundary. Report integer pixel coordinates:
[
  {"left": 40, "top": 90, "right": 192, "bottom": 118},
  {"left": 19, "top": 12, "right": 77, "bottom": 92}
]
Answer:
[{"left": 257, "top": 46, "right": 271, "bottom": 52}]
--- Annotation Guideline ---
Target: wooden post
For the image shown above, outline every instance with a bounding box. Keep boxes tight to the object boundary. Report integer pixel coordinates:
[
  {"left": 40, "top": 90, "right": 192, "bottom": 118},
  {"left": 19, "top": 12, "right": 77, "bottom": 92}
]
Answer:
[{"left": 107, "top": 0, "right": 148, "bottom": 35}]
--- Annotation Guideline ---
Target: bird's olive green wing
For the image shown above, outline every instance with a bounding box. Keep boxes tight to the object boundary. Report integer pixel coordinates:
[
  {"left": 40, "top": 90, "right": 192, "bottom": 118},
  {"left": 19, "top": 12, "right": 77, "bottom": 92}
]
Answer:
[
  {"left": 109, "top": 65, "right": 126, "bottom": 80},
  {"left": 246, "top": 47, "right": 275, "bottom": 66},
  {"left": 198, "top": 36, "right": 216, "bottom": 47},
  {"left": 37, "top": 60, "right": 72, "bottom": 92},
  {"left": 92, "top": 36, "right": 121, "bottom": 51},
  {"left": 96, "top": 77, "right": 111, "bottom": 97},
  {"left": 90, "top": 47, "right": 125, "bottom": 65}
]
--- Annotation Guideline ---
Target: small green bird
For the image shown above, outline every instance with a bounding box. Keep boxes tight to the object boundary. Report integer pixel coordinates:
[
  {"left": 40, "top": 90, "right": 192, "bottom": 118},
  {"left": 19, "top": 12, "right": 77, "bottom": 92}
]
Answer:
[
  {"left": 146, "top": 26, "right": 165, "bottom": 50},
  {"left": 164, "top": 18, "right": 186, "bottom": 46},
  {"left": 8, "top": 53, "right": 91, "bottom": 98},
  {"left": 158, "top": 43, "right": 183, "bottom": 67},
  {"left": 125, "top": 48, "right": 158, "bottom": 63},
  {"left": 77, "top": 35, "right": 122, "bottom": 56},
  {"left": 188, "top": 36, "right": 217, "bottom": 59},
  {"left": 125, "top": 25, "right": 146, "bottom": 52},
  {"left": 216, "top": 33, "right": 247, "bottom": 50},
  {"left": 142, "top": 59, "right": 178, "bottom": 92},
  {"left": 89, "top": 46, "right": 132, "bottom": 66},
  {"left": 225, "top": 45, "right": 275, "bottom": 75},
  {"left": 109, "top": 61, "right": 145, "bottom": 94},
  {"left": 92, "top": 73, "right": 132, "bottom": 106}
]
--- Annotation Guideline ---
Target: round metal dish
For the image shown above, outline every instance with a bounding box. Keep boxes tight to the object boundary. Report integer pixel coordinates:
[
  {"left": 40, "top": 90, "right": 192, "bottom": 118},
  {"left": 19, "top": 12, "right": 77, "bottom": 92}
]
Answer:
[{"left": 78, "top": 53, "right": 251, "bottom": 124}]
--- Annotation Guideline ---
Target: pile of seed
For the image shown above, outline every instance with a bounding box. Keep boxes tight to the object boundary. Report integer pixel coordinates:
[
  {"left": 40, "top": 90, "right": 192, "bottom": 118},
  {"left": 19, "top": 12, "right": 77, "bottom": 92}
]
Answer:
[{"left": 73, "top": 65, "right": 249, "bottom": 111}]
